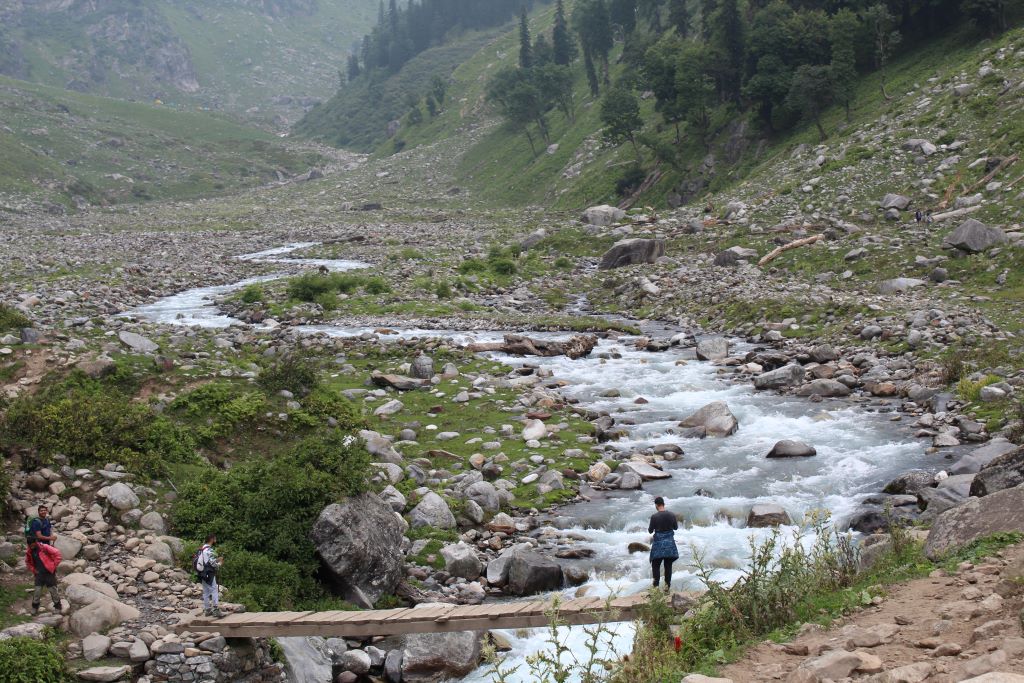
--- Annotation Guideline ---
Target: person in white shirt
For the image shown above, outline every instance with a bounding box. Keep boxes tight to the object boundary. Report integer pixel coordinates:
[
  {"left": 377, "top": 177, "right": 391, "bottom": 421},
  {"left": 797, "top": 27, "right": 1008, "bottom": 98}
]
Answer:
[{"left": 196, "top": 534, "right": 223, "bottom": 618}]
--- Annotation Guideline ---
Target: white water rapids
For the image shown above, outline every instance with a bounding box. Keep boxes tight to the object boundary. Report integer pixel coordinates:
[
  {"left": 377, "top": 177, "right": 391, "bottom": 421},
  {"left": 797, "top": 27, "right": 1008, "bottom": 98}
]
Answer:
[{"left": 126, "top": 246, "right": 937, "bottom": 682}]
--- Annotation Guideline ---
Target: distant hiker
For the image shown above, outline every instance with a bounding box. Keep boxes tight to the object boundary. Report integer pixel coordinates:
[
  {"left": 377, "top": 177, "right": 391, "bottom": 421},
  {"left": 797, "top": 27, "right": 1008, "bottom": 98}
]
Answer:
[
  {"left": 194, "top": 534, "right": 223, "bottom": 618},
  {"left": 26, "top": 505, "right": 56, "bottom": 546},
  {"left": 925, "top": 210, "right": 934, "bottom": 224},
  {"left": 648, "top": 496, "right": 679, "bottom": 592},
  {"left": 317, "top": 265, "right": 330, "bottom": 275},
  {"left": 914, "top": 209, "right": 922, "bottom": 222},
  {"left": 26, "top": 539, "right": 63, "bottom": 615}
]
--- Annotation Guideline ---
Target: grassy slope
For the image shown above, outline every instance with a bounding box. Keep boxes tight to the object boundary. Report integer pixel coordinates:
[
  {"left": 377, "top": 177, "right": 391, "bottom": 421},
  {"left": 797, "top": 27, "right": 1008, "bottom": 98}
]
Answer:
[
  {"left": 354, "top": 6, "right": 1022, "bottom": 213},
  {"left": 0, "top": 75, "right": 323, "bottom": 206},
  {"left": 3, "top": 0, "right": 377, "bottom": 122}
]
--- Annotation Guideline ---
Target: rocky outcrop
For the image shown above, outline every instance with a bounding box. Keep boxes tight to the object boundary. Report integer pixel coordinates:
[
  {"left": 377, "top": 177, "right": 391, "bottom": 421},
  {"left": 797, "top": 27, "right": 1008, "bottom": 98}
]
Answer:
[
  {"left": 311, "top": 494, "right": 405, "bottom": 607},
  {"left": 679, "top": 401, "right": 739, "bottom": 437},
  {"left": 598, "top": 238, "right": 666, "bottom": 269},
  {"left": 924, "top": 483, "right": 1024, "bottom": 560},
  {"left": 466, "top": 334, "right": 597, "bottom": 359},
  {"left": 950, "top": 439, "right": 1018, "bottom": 475},
  {"left": 970, "top": 446, "right": 1024, "bottom": 496}
]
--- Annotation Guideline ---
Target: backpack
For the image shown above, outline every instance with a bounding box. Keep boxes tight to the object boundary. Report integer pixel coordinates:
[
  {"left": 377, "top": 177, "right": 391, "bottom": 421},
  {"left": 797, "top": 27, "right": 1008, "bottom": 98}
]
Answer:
[
  {"left": 191, "top": 547, "right": 205, "bottom": 573},
  {"left": 23, "top": 516, "right": 40, "bottom": 543},
  {"left": 191, "top": 546, "right": 216, "bottom": 583}
]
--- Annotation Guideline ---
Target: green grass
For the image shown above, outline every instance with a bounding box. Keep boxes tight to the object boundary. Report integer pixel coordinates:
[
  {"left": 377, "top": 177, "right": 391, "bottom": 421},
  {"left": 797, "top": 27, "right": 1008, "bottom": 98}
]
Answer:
[
  {"left": 0, "top": 75, "right": 324, "bottom": 206},
  {"left": 0, "top": 583, "right": 31, "bottom": 629},
  {"left": 0, "top": 304, "right": 30, "bottom": 332}
]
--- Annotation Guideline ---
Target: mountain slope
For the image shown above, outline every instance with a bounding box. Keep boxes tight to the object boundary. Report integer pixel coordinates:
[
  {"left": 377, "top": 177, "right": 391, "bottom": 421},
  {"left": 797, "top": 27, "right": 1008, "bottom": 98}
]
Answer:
[
  {"left": 0, "top": 75, "right": 326, "bottom": 210},
  {"left": 0, "top": 0, "right": 377, "bottom": 126}
]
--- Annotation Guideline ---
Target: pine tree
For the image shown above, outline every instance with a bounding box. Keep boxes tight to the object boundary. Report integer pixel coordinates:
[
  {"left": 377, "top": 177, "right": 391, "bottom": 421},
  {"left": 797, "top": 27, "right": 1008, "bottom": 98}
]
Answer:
[
  {"left": 572, "top": 0, "right": 614, "bottom": 93},
  {"left": 668, "top": 0, "right": 690, "bottom": 36},
  {"left": 709, "top": 0, "right": 744, "bottom": 102},
  {"left": 346, "top": 53, "right": 361, "bottom": 82},
  {"left": 552, "top": 0, "right": 577, "bottom": 65},
  {"left": 600, "top": 87, "right": 643, "bottom": 157},
  {"left": 519, "top": 6, "right": 532, "bottom": 70},
  {"left": 610, "top": 0, "right": 637, "bottom": 35},
  {"left": 862, "top": 4, "right": 901, "bottom": 100},
  {"left": 830, "top": 8, "right": 859, "bottom": 121},
  {"left": 785, "top": 64, "right": 832, "bottom": 141},
  {"left": 961, "top": 0, "right": 1006, "bottom": 36}
]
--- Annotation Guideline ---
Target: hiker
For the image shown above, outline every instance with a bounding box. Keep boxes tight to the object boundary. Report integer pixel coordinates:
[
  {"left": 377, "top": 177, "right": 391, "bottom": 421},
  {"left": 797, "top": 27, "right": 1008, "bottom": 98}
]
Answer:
[
  {"left": 648, "top": 496, "right": 679, "bottom": 592},
  {"left": 914, "top": 209, "right": 922, "bottom": 222},
  {"left": 27, "top": 505, "right": 56, "bottom": 546},
  {"left": 195, "top": 534, "right": 223, "bottom": 618},
  {"left": 26, "top": 539, "right": 63, "bottom": 615},
  {"left": 925, "top": 210, "right": 934, "bottom": 224}
]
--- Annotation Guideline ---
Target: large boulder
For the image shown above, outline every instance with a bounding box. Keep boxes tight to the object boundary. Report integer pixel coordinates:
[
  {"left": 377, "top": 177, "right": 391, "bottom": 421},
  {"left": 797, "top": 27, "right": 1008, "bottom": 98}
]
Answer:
[
  {"left": 311, "top": 493, "right": 406, "bottom": 608},
  {"left": 82, "top": 633, "right": 112, "bottom": 661},
  {"left": 402, "top": 629, "right": 482, "bottom": 682},
  {"left": 696, "top": 337, "right": 729, "bottom": 361},
  {"left": 117, "top": 331, "right": 158, "bottom": 353},
  {"left": 463, "top": 481, "right": 500, "bottom": 512},
  {"left": 766, "top": 440, "right": 816, "bottom": 458},
  {"left": 410, "top": 355, "right": 435, "bottom": 379},
  {"left": 55, "top": 535, "right": 83, "bottom": 561},
  {"left": 754, "top": 364, "right": 805, "bottom": 390},
  {"left": 506, "top": 550, "right": 564, "bottom": 596},
  {"left": 409, "top": 492, "right": 456, "bottom": 529},
  {"left": 796, "top": 379, "right": 851, "bottom": 397},
  {"left": 617, "top": 461, "right": 671, "bottom": 480},
  {"left": 581, "top": 204, "right": 626, "bottom": 226},
  {"left": 883, "top": 470, "right": 936, "bottom": 496},
  {"left": 944, "top": 218, "right": 1008, "bottom": 253},
  {"left": 679, "top": 401, "right": 738, "bottom": 437},
  {"left": 970, "top": 446, "right": 1024, "bottom": 496},
  {"left": 103, "top": 483, "right": 139, "bottom": 511},
  {"left": 924, "top": 483, "right": 1024, "bottom": 560},
  {"left": 918, "top": 474, "right": 975, "bottom": 515},
  {"left": 69, "top": 601, "right": 125, "bottom": 638},
  {"left": 880, "top": 193, "right": 911, "bottom": 210},
  {"left": 747, "top": 504, "right": 791, "bottom": 528},
  {"left": 78, "top": 666, "right": 132, "bottom": 682},
  {"left": 441, "top": 542, "right": 482, "bottom": 580},
  {"left": 485, "top": 542, "right": 532, "bottom": 586},
  {"left": 598, "top": 238, "right": 666, "bottom": 270},
  {"left": 950, "top": 439, "right": 1018, "bottom": 475}
]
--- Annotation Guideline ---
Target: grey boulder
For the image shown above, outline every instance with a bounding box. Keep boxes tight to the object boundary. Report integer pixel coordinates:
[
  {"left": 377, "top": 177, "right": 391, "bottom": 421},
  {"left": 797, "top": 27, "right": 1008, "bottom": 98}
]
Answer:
[
  {"left": 312, "top": 493, "right": 406, "bottom": 608},
  {"left": 796, "top": 379, "right": 851, "bottom": 397},
  {"left": 747, "top": 504, "right": 791, "bottom": 528},
  {"left": 696, "top": 337, "right": 729, "bottom": 361},
  {"left": 506, "top": 550, "right": 564, "bottom": 596},
  {"left": 970, "top": 445, "right": 1024, "bottom": 496},
  {"left": 766, "top": 440, "right": 816, "bottom": 458},
  {"left": 117, "top": 331, "right": 158, "bottom": 353},
  {"left": 441, "top": 542, "right": 482, "bottom": 580},
  {"left": 598, "top": 238, "right": 666, "bottom": 270},
  {"left": 402, "top": 630, "right": 482, "bottom": 682},
  {"left": 950, "top": 439, "right": 1018, "bottom": 475},
  {"left": 880, "top": 193, "right": 911, "bottom": 210},
  {"left": 753, "top": 364, "right": 805, "bottom": 390},
  {"left": 581, "top": 204, "right": 626, "bottom": 226},
  {"left": 409, "top": 492, "right": 456, "bottom": 529},
  {"left": 944, "top": 218, "right": 1008, "bottom": 253},
  {"left": 679, "top": 401, "right": 739, "bottom": 437},
  {"left": 924, "top": 483, "right": 1024, "bottom": 559}
]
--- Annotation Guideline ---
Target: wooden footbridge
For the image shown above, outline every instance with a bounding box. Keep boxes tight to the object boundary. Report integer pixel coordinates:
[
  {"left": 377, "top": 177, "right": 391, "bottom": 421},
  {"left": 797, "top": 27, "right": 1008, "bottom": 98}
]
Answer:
[{"left": 177, "top": 593, "right": 650, "bottom": 638}]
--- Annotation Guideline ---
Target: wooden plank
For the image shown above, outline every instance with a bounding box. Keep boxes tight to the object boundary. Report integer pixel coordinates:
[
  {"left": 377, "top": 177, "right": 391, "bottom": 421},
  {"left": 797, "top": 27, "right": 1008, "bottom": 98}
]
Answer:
[
  {"left": 292, "top": 610, "right": 364, "bottom": 624},
  {"left": 432, "top": 605, "right": 459, "bottom": 623}
]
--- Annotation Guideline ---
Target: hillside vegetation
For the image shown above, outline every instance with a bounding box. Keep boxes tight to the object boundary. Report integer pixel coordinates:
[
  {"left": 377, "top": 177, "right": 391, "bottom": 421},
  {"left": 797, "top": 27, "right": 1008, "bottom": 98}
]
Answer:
[
  {"left": 0, "top": 76, "right": 324, "bottom": 209},
  {"left": 0, "top": 0, "right": 378, "bottom": 125},
  {"left": 300, "top": 0, "right": 1023, "bottom": 213}
]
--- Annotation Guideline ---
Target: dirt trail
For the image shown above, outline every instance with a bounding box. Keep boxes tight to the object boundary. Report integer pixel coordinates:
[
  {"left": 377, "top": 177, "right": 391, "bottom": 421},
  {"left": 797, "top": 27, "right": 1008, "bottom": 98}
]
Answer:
[{"left": 720, "top": 543, "right": 1024, "bottom": 682}]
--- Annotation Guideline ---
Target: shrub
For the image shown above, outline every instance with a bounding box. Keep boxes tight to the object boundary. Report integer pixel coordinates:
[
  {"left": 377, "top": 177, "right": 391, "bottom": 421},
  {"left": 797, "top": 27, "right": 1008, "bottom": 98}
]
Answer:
[
  {"left": 615, "top": 164, "right": 646, "bottom": 196},
  {"left": 239, "top": 284, "right": 264, "bottom": 304},
  {"left": 1, "top": 375, "right": 195, "bottom": 476},
  {"left": 554, "top": 256, "right": 572, "bottom": 269},
  {"left": 258, "top": 355, "right": 320, "bottom": 397},
  {"left": 170, "top": 382, "right": 267, "bottom": 440},
  {"left": 364, "top": 278, "right": 391, "bottom": 295},
  {"left": 301, "top": 388, "right": 365, "bottom": 431},
  {"left": 458, "top": 259, "right": 488, "bottom": 274},
  {"left": 172, "top": 431, "right": 372, "bottom": 610},
  {"left": 434, "top": 281, "right": 453, "bottom": 299},
  {"left": 313, "top": 292, "right": 339, "bottom": 312},
  {"left": 0, "top": 304, "right": 29, "bottom": 333},
  {"left": 0, "top": 636, "right": 67, "bottom": 683},
  {"left": 489, "top": 258, "right": 517, "bottom": 276}
]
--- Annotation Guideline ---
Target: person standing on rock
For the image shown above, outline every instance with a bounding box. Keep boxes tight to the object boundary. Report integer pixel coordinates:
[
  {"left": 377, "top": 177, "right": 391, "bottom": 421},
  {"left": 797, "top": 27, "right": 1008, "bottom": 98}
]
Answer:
[
  {"left": 26, "top": 539, "right": 63, "bottom": 615},
  {"left": 196, "top": 534, "right": 223, "bottom": 618},
  {"left": 648, "top": 496, "right": 679, "bottom": 592}
]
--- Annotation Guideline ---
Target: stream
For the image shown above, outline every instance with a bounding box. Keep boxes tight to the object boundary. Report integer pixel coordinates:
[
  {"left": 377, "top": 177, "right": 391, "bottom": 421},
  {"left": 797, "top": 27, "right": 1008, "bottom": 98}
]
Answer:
[{"left": 127, "top": 245, "right": 937, "bottom": 682}]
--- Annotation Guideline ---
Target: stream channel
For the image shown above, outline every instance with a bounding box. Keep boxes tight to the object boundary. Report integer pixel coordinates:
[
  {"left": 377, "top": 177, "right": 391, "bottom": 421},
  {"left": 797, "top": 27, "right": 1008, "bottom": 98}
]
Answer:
[{"left": 127, "top": 244, "right": 937, "bottom": 682}]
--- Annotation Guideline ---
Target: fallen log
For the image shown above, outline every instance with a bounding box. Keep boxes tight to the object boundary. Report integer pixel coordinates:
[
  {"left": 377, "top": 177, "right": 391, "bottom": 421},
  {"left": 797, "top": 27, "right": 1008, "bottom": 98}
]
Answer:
[
  {"left": 466, "top": 334, "right": 598, "bottom": 359},
  {"left": 931, "top": 204, "right": 982, "bottom": 222},
  {"left": 757, "top": 234, "right": 824, "bottom": 266}
]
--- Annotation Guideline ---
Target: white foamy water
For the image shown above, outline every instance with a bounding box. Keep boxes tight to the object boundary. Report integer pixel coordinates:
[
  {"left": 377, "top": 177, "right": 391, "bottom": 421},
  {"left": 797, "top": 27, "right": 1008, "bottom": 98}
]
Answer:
[{"left": 126, "top": 243, "right": 367, "bottom": 327}]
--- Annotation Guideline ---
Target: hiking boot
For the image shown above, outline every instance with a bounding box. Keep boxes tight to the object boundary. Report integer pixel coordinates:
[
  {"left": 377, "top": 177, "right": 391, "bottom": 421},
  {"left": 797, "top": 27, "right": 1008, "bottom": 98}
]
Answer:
[
  {"left": 203, "top": 608, "right": 213, "bottom": 617},
  {"left": 211, "top": 607, "right": 223, "bottom": 618},
  {"left": 31, "top": 602, "right": 39, "bottom": 616}
]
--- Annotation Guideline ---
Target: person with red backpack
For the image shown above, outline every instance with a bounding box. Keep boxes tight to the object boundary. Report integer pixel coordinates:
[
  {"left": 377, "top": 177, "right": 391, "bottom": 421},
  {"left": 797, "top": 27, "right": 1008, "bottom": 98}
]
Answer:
[{"left": 25, "top": 539, "right": 64, "bottom": 615}]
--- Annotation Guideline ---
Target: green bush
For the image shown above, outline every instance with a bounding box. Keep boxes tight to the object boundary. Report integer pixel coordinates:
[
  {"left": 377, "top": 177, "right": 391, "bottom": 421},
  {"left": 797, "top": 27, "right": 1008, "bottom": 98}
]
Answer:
[
  {"left": 1, "top": 375, "right": 195, "bottom": 476},
  {"left": 170, "top": 382, "right": 267, "bottom": 441},
  {"left": 457, "top": 259, "right": 488, "bottom": 274},
  {"left": 489, "top": 258, "right": 517, "bottom": 276},
  {"left": 0, "top": 636, "right": 68, "bottom": 683},
  {"left": 554, "top": 256, "right": 573, "bottom": 269},
  {"left": 0, "top": 304, "right": 30, "bottom": 333},
  {"left": 434, "top": 281, "right": 453, "bottom": 299},
  {"left": 239, "top": 284, "right": 264, "bottom": 304},
  {"left": 172, "top": 431, "right": 372, "bottom": 610},
  {"left": 313, "top": 292, "right": 339, "bottom": 312},
  {"left": 364, "top": 278, "right": 391, "bottom": 295},
  {"left": 258, "top": 355, "right": 320, "bottom": 397},
  {"left": 301, "top": 388, "right": 365, "bottom": 431}
]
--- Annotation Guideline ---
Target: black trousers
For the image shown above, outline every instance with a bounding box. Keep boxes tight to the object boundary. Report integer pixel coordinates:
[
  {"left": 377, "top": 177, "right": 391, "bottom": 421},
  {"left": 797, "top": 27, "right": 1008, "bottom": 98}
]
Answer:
[{"left": 651, "top": 557, "right": 674, "bottom": 586}]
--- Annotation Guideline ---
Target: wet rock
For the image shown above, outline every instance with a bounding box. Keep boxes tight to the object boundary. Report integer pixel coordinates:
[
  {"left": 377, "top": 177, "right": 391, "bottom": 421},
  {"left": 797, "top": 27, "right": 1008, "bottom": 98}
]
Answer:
[
  {"left": 696, "top": 337, "right": 729, "bottom": 361},
  {"left": 796, "top": 379, "right": 851, "bottom": 397},
  {"left": 754, "top": 364, "right": 805, "bottom": 390},
  {"left": 598, "top": 238, "right": 666, "bottom": 269},
  {"left": 767, "top": 440, "right": 816, "bottom": 458},
  {"left": 883, "top": 470, "right": 935, "bottom": 496},
  {"left": 679, "top": 401, "right": 739, "bottom": 437},
  {"left": 506, "top": 550, "right": 563, "bottom": 596},
  {"left": 747, "top": 504, "right": 791, "bottom": 528},
  {"left": 312, "top": 493, "right": 405, "bottom": 608}
]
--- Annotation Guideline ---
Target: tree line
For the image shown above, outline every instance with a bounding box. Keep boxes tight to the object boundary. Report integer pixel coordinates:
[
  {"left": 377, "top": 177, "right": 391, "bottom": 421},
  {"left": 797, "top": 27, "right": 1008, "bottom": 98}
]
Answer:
[{"left": 474, "top": 0, "right": 1013, "bottom": 165}]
